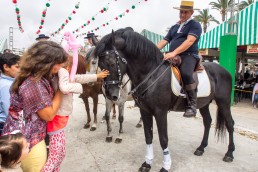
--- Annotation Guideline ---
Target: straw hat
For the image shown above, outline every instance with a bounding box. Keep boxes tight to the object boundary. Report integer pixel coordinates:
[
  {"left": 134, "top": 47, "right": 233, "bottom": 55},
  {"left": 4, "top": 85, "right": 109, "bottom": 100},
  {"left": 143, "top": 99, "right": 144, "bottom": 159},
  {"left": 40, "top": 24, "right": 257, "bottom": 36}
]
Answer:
[{"left": 173, "top": 0, "right": 199, "bottom": 10}]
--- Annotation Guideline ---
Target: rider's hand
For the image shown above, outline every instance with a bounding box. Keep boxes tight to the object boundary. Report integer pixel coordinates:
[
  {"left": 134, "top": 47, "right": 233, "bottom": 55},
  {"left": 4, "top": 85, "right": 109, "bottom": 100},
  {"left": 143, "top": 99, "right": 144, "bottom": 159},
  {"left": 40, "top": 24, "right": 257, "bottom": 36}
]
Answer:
[
  {"left": 97, "top": 70, "right": 109, "bottom": 79},
  {"left": 163, "top": 51, "right": 177, "bottom": 61}
]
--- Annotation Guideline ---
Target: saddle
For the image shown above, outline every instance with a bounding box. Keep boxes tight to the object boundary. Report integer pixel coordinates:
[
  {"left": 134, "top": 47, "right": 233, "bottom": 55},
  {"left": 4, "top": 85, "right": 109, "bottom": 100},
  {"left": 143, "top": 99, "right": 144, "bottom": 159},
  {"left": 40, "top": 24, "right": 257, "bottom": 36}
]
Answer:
[
  {"left": 171, "top": 55, "right": 204, "bottom": 85},
  {"left": 170, "top": 56, "right": 211, "bottom": 98}
]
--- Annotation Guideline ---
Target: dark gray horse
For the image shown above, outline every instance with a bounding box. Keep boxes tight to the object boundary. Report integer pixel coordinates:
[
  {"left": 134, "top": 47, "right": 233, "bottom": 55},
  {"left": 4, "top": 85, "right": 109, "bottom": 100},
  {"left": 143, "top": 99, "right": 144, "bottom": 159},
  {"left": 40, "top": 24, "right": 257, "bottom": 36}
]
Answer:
[{"left": 94, "top": 27, "right": 235, "bottom": 172}]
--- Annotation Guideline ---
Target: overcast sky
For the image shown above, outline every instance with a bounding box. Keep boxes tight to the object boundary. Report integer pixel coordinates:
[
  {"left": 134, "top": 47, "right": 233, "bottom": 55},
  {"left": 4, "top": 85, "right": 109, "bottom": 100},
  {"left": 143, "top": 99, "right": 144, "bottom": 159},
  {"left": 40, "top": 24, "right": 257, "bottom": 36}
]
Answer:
[{"left": 0, "top": 0, "right": 222, "bottom": 49}]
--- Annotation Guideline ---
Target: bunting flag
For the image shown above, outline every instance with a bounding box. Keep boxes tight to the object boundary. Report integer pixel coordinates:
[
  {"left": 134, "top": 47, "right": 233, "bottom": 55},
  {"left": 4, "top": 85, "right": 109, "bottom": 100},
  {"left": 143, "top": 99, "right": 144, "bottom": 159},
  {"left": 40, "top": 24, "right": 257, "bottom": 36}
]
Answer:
[
  {"left": 79, "top": 0, "right": 148, "bottom": 37},
  {"left": 70, "top": 0, "right": 114, "bottom": 34},
  {"left": 12, "top": 0, "right": 24, "bottom": 33},
  {"left": 36, "top": 0, "right": 51, "bottom": 34},
  {"left": 51, "top": 2, "right": 81, "bottom": 36}
]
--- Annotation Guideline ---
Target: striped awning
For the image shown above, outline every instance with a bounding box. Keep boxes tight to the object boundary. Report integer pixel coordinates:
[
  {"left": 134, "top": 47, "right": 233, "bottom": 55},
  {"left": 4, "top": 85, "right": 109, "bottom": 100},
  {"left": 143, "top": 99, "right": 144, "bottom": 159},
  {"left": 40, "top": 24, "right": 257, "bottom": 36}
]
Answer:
[
  {"left": 140, "top": 29, "right": 170, "bottom": 52},
  {"left": 199, "top": 0, "right": 258, "bottom": 49}
]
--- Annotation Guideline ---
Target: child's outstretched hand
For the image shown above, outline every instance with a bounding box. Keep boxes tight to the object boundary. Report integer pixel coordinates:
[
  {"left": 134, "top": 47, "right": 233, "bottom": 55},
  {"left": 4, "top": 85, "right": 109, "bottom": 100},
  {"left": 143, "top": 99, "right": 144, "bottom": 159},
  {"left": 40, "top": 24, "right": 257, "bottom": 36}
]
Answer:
[{"left": 97, "top": 70, "right": 109, "bottom": 79}]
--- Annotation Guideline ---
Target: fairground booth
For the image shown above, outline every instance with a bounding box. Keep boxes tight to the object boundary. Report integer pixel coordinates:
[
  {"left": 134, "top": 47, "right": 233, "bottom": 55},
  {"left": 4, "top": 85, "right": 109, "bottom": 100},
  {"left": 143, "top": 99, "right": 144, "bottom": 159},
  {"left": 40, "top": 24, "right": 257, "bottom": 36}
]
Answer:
[{"left": 198, "top": 0, "right": 258, "bottom": 105}]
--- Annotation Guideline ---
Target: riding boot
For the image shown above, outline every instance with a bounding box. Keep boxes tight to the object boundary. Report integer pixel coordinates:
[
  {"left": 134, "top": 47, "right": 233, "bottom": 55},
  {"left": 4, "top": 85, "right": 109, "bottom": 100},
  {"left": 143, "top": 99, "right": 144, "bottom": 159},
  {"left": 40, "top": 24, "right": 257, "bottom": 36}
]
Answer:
[{"left": 183, "top": 84, "right": 197, "bottom": 118}]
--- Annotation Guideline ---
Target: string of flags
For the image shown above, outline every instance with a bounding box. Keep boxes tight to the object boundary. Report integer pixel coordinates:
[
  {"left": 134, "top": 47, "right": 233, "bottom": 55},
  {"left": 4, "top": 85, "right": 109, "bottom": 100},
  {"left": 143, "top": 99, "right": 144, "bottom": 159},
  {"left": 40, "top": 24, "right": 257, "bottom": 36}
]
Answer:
[
  {"left": 12, "top": 0, "right": 24, "bottom": 33},
  {"left": 36, "top": 0, "right": 51, "bottom": 34},
  {"left": 78, "top": 0, "right": 148, "bottom": 37},
  {"left": 51, "top": 2, "right": 81, "bottom": 36},
  {"left": 10, "top": 0, "right": 148, "bottom": 37},
  {"left": 70, "top": 0, "right": 114, "bottom": 35}
]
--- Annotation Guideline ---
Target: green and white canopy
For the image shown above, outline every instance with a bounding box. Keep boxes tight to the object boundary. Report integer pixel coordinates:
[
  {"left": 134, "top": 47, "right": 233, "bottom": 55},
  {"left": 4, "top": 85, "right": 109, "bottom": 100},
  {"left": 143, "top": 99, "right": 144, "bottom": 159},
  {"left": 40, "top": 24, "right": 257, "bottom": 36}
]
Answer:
[{"left": 199, "top": 0, "right": 258, "bottom": 49}]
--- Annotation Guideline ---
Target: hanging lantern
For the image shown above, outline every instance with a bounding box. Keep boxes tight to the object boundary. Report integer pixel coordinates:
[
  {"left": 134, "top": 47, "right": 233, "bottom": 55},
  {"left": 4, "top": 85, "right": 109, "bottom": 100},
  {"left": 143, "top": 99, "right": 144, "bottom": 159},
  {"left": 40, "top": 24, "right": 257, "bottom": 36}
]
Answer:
[
  {"left": 46, "top": 3, "right": 50, "bottom": 7},
  {"left": 132, "top": 5, "right": 135, "bottom": 9},
  {"left": 126, "top": 9, "right": 129, "bottom": 13}
]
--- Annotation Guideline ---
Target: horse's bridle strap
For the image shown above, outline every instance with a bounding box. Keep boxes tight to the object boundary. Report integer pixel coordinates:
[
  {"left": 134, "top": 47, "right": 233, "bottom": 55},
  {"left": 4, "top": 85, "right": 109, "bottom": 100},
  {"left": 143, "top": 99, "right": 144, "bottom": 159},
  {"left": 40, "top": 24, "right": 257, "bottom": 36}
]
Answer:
[{"left": 129, "top": 60, "right": 168, "bottom": 96}]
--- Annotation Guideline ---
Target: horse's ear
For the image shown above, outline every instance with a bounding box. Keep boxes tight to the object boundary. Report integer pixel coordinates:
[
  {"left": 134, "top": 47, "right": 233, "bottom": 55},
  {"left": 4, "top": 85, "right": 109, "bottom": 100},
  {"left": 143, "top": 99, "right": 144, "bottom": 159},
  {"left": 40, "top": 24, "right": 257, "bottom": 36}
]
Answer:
[{"left": 111, "top": 30, "right": 115, "bottom": 46}]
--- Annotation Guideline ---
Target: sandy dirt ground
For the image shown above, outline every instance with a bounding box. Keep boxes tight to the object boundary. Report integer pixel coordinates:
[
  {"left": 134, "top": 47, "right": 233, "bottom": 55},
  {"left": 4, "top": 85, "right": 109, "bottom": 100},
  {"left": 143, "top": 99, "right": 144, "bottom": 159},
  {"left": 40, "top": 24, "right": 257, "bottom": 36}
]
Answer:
[{"left": 61, "top": 95, "right": 258, "bottom": 172}]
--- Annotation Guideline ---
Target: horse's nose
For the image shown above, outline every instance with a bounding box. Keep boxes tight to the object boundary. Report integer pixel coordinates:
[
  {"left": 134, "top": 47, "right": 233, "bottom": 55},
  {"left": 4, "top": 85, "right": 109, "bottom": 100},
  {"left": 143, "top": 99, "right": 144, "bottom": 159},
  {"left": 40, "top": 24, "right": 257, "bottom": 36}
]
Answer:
[{"left": 112, "top": 96, "right": 118, "bottom": 101}]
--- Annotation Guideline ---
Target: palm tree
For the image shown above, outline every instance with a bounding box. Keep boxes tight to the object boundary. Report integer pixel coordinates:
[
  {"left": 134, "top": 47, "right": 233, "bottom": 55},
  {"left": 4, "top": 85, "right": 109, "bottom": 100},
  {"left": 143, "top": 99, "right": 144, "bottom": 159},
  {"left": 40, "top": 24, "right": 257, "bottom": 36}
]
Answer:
[
  {"left": 238, "top": 0, "right": 254, "bottom": 11},
  {"left": 209, "top": 0, "right": 234, "bottom": 22},
  {"left": 194, "top": 9, "right": 220, "bottom": 33}
]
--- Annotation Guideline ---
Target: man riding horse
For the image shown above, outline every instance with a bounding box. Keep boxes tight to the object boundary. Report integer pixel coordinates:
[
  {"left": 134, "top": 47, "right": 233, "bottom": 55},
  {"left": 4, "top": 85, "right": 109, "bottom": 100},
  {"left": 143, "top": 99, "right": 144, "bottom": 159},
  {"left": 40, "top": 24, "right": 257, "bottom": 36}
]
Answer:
[{"left": 157, "top": 0, "right": 202, "bottom": 118}]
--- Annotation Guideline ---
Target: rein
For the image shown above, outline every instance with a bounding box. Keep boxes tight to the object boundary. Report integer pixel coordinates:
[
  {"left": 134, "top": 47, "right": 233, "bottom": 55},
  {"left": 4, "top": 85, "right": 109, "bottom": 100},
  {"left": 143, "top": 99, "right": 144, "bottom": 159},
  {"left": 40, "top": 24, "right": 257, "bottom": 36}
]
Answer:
[
  {"left": 122, "top": 78, "right": 130, "bottom": 89},
  {"left": 129, "top": 60, "right": 170, "bottom": 96}
]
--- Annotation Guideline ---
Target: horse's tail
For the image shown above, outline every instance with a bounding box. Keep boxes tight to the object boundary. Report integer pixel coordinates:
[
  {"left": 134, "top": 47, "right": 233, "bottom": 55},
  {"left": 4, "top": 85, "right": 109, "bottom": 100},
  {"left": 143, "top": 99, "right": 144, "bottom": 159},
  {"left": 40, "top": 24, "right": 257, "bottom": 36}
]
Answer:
[{"left": 215, "top": 108, "right": 226, "bottom": 142}]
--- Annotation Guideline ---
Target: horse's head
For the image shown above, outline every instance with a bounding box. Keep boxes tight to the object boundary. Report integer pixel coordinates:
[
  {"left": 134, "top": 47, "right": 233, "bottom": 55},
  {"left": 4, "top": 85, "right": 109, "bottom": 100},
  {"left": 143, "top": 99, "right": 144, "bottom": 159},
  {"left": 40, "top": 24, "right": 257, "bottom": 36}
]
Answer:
[{"left": 95, "top": 28, "right": 132, "bottom": 101}]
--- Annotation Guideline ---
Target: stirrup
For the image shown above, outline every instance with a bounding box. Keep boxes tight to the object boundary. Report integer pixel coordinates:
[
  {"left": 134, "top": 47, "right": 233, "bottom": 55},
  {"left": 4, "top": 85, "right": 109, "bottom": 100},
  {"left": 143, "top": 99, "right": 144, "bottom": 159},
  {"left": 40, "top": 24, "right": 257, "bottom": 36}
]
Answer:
[{"left": 183, "top": 108, "right": 196, "bottom": 118}]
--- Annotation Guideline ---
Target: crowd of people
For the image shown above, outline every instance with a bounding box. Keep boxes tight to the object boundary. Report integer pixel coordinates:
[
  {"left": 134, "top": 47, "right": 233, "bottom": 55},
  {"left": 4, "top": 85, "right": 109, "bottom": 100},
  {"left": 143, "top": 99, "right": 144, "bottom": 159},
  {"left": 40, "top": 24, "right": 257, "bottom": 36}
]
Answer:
[{"left": 0, "top": 33, "right": 109, "bottom": 172}]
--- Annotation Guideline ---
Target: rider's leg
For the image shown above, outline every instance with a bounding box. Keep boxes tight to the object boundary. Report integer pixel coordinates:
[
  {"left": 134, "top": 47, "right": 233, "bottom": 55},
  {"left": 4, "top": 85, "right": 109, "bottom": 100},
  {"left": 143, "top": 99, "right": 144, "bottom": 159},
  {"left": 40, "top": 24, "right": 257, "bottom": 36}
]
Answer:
[
  {"left": 180, "top": 55, "right": 198, "bottom": 118},
  {"left": 184, "top": 83, "right": 197, "bottom": 117}
]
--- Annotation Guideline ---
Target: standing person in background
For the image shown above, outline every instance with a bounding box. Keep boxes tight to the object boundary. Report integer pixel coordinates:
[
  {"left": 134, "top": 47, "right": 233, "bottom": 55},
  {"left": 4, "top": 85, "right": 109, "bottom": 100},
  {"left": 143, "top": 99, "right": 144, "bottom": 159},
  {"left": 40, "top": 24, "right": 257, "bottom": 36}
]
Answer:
[
  {"left": 84, "top": 33, "right": 99, "bottom": 63},
  {"left": 157, "top": 0, "right": 202, "bottom": 118},
  {"left": 2, "top": 41, "right": 67, "bottom": 172},
  {"left": 3, "top": 49, "right": 12, "bottom": 54},
  {"left": 42, "top": 56, "right": 109, "bottom": 172},
  {"left": 35, "top": 34, "right": 50, "bottom": 42},
  {"left": 0, "top": 131, "right": 30, "bottom": 172},
  {"left": 84, "top": 32, "right": 99, "bottom": 47},
  {"left": 252, "top": 78, "right": 258, "bottom": 108},
  {"left": 0, "top": 53, "right": 20, "bottom": 135}
]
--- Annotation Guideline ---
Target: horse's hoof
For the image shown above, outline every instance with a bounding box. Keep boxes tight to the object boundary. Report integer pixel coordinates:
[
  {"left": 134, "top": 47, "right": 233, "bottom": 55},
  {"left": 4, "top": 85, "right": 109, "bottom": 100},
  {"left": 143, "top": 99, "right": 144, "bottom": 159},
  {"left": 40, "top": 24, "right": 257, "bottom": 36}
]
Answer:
[
  {"left": 160, "top": 167, "right": 169, "bottom": 172},
  {"left": 136, "top": 123, "right": 142, "bottom": 128},
  {"left": 112, "top": 115, "right": 116, "bottom": 119},
  {"left": 138, "top": 162, "right": 151, "bottom": 172},
  {"left": 115, "top": 138, "right": 122, "bottom": 144},
  {"left": 194, "top": 149, "right": 204, "bottom": 156},
  {"left": 106, "top": 136, "right": 112, "bottom": 142},
  {"left": 223, "top": 156, "right": 233, "bottom": 162},
  {"left": 90, "top": 127, "right": 96, "bottom": 131},
  {"left": 84, "top": 124, "right": 90, "bottom": 129}
]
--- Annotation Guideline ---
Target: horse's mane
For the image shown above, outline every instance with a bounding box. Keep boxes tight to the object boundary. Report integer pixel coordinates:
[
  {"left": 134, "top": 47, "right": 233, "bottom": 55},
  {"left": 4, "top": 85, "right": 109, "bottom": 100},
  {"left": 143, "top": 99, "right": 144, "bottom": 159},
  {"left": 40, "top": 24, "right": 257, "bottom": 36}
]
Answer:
[
  {"left": 122, "top": 29, "right": 163, "bottom": 64},
  {"left": 95, "top": 28, "right": 163, "bottom": 64}
]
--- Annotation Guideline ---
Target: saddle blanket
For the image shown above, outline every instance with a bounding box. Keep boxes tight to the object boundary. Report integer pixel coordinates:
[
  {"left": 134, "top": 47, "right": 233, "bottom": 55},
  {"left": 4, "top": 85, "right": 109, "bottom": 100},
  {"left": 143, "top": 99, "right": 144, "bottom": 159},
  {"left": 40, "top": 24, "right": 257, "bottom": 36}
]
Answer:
[{"left": 171, "top": 69, "right": 211, "bottom": 98}]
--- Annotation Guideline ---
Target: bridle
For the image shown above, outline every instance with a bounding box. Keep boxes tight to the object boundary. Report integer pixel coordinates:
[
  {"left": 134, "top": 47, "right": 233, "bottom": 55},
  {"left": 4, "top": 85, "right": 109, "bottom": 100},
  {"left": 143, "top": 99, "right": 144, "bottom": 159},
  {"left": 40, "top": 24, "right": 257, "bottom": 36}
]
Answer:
[{"left": 98, "top": 47, "right": 127, "bottom": 88}]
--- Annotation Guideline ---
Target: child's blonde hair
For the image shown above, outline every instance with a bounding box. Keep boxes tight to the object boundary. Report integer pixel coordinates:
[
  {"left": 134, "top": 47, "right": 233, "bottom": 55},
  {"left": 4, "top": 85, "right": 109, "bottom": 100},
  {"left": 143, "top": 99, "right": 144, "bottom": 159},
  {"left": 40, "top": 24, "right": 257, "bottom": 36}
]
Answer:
[{"left": 0, "top": 132, "right": 24, "bottom": 169}]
